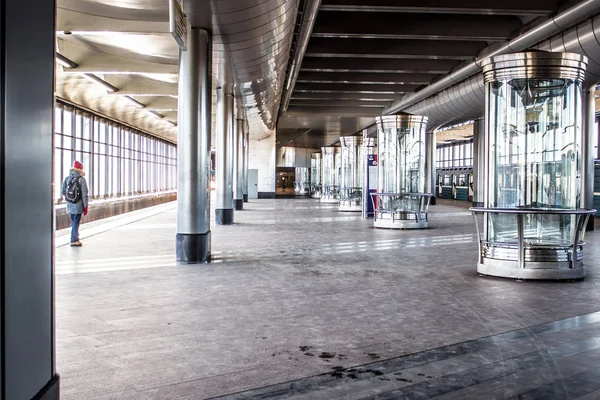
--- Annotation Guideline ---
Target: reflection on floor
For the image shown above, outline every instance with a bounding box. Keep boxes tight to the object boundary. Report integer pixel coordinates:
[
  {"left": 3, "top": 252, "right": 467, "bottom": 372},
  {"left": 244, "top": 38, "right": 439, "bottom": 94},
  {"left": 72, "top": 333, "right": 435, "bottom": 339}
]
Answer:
[{"left": 55, "top": 198, "right": 600, "bottom": 400}]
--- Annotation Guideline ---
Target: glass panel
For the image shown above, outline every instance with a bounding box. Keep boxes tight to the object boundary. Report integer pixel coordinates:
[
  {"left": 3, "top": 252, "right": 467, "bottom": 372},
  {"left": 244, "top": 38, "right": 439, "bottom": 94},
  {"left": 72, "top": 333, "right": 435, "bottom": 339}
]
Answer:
[
  {"left": 378, "top": 125, "right": 425, "bottom": 194},
  {"left": 98, "top": 155, "right": 106, "bottom": 197},
  {"left": 82, "top": 114, "right": 91, "bottom": 140},
  {"left": 62, "top": 150, "right": 73, "bottom": 185},
  {"left": 486, "top": 77, "right": 582, "bottom": 242},
  {"left": 55, "top": 107, "right": 62, "bottom": 134},
  {"left": 54, "top": 146, "right": 62, "bottom": 202},
  {"left": 63, "top": 109, "right": 73, "bottom": 149},
  {"left": 112, "top": 156, "right": 119, "bottom": 195}
]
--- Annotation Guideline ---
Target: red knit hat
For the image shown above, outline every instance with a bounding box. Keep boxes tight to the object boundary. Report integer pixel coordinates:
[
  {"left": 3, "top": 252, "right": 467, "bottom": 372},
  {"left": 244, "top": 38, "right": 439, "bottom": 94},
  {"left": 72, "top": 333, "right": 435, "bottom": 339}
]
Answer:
[{"left": 73, "top": 160, "right": 84, "bottom": 170}]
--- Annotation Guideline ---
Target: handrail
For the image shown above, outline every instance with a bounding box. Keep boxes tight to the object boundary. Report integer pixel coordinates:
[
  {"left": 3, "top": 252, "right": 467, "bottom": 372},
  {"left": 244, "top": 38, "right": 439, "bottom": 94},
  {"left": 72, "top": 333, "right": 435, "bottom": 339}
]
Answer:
[
  {"left": 373, "top": 192, "right": 434, "bottom": 197},
  {"left": 470, "top": 207, "right": 596, "bottom": 215},
  {"left": 469, "top": 207, "right": 595, "bottom": 269},
  {"left": 370, "top": 192, "right": 434, "bottom": 225}
]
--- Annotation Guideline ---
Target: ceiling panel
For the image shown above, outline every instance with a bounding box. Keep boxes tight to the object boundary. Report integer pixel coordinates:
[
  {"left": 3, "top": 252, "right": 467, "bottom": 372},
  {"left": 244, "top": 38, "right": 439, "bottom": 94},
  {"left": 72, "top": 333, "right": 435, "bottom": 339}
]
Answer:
[{"left": 277, "top": 0, "right": 572, "bottom": 148}]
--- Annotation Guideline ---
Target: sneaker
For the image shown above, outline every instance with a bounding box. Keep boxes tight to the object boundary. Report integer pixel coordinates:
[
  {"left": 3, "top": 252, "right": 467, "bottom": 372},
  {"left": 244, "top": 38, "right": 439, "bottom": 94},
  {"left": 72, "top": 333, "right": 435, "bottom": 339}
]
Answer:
[{"left": 70, "top": 241, "right": 82, "bottom": 247}]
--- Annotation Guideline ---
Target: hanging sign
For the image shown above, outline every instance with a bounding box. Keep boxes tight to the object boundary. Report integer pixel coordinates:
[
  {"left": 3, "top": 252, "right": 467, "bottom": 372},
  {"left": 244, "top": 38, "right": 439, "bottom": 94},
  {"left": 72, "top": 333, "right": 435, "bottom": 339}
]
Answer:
[{"left": 169, "top": 0, "right": 188, "bottom": 51}]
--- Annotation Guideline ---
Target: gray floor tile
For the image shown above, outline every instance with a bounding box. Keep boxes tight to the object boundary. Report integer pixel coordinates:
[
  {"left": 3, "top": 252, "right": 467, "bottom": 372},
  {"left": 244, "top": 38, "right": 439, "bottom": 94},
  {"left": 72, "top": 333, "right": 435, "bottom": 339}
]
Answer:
[{"left": 55, "top": 199, "right": 600, "bottom": 399}]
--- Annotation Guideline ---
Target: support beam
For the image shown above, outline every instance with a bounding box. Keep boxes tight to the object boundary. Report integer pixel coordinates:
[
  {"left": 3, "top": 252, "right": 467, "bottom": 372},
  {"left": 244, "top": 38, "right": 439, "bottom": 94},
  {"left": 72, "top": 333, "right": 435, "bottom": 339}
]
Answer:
[
  {"left": 312, "top": 12, "right": 521, "bottom": 41},
  {"left": 285, "top": 105, "right": 383, "bottom": 117},
  {"left": 300, "top": 57, "right": 459, "bottom": 73},
  {"left": 1, "top": 0, "right": 60, "bottom": 398},
  {"left": 139, "top": 96, "right": 178, "bottom": 111},
  {"left": 57, "top": 38, "right": 178, "bottom": 74},
  {"left": 426, "top": 130, "right": 437, "bottom": 205},
  {"left": 234, "top": 118, "right": 244, "bottom": 210},
  {"left": 289, "top": 99, "right": 390, "bottom": 108},
  {"left": 243, "top": 128, "right": 249, "bottom": 202},
  {"left": 176, "top": 28, "right": 212, "bottom": 263},
  {"left": 583, "top": 86, "right": 596, "bottom": 231},
  {"left": 318, "top": 0, "right": 556, "bottom": 15},
  {"left": 215, "top": 70, "right": 235, "bottom": 225},
  {"left": 296, "top": 72, "right": 433, "bottom": 84},
  {"left": 306, "top": 37, "right": 484, "bottom": 59},
  {"left": 57, "top": 8, "right": 169, "bottom": 33},
  {"left": 472, "top": 119, "right": 485, "bottom": 207},
  {"left": 293, "top": 82, "right": 420, "bottom": 93},
  {"left": 105, "top": 75, "right": 178, "bottom": 96}
]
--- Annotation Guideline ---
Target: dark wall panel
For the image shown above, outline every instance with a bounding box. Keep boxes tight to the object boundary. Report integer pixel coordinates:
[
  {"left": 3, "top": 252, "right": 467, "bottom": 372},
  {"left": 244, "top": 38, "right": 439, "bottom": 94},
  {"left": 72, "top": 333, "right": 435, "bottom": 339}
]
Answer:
[{"left": 2, "top": 0, "right": 56, "bottom": 398}]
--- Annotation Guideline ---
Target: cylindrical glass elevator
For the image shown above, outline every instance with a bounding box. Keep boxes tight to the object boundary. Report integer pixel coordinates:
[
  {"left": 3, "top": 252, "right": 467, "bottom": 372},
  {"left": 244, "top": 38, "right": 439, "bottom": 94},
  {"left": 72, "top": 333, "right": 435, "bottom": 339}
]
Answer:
[
  {"left": 339, "top": 136, "right": 364, "bottom": 212},
  {"left": 310, "top": 152, "right": 322, "bottom": 198},
  {"left": 294, "top": 167, "right": 310, "bottom": 195},
  {"left": 321, "top": 147, "right": 340, "bottom": 203},
  {"left": 373, "top": 115, "right": 432, "bottom": 229},
  {"left": 471, "top": 52, "right": 596, "bottom": 280}
]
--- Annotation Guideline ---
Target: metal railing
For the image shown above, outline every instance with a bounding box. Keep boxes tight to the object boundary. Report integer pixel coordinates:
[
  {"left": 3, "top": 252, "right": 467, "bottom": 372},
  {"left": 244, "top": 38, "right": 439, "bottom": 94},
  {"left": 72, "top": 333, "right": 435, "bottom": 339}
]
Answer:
[
  {"left": 470, "top": 207, "right": 596, "bottom": 270},
  {"left": 370, "top": 192, "right": 433, "bottom": 224}
]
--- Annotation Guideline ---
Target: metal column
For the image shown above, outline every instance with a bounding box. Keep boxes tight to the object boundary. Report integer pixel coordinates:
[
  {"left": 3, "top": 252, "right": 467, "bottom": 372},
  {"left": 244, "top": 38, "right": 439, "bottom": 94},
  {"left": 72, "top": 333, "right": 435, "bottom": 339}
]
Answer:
[
  {"left": 472, "top": 119, "right": 485, "bottom": 207},
  {"left": 1, "top": 0, "right": 60, "bottom": 397},
  {"left": 243, "top": 128, "right": 249, "bottom": 202},
  {"left": 234, "top": 117, "right": 244, "bottom": 210},
  {"left": 583, "top": 85, "right": 596, "bottom": 230},
  {"left": 425, "top": 130, "right": 437, "bottom": 205},
  {"left": 215, "top": 74, "right": 235, "bottom": 224},
  {"left": 176, "top": 28, "right": 212, "bottom": 263}
]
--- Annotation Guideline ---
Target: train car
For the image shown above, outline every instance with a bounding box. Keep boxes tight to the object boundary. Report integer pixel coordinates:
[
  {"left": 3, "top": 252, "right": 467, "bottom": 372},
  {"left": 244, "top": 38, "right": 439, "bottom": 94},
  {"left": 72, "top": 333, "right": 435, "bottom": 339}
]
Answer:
[{"left": 437, "top": 168, "right": 474, "bottom": 202}]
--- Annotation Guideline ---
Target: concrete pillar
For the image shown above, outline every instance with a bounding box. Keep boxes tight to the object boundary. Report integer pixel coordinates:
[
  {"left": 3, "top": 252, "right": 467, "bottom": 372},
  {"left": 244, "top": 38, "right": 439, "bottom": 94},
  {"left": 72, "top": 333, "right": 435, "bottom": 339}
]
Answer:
[
  {"left": 1, "top": 0, "right": 59, "bottom": 398},
  {"left": 233, "top": 118, "right": 244, "bottom": 210},
  {"left": 472, "top": 119, "right": 485, "bottom": 207},
  {"left": 176, "top": 28, "right": 212, "bottom": 263},
  {"left": 425, "top": 130, "right": 437, "bottom": 205},
  {"left": 583, "top": 85, "right": 596, "bottom": 230},
  {"left": 215, "top": 73, "right": 235, "bottom": 224},
  {"left": 243, "top": 128, "right": 249, "bottom": 202}
]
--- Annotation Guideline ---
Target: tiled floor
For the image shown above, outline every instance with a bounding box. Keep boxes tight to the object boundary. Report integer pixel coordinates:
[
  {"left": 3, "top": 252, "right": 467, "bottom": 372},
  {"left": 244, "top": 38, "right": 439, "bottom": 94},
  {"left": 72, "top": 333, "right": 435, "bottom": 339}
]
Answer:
[{"left": 55, "top": 198, "right": 600, "bottom": 399}]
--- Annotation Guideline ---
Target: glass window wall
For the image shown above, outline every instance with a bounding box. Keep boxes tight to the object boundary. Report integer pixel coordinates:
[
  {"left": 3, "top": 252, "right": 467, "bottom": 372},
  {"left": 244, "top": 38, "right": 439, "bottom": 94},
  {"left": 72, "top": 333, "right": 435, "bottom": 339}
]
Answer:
[
  {"left": 54, "top": 102, "right": 177, "bottom": 204},
  {"left": 436, "top": 140, "right": 474, "bottom": 169}
]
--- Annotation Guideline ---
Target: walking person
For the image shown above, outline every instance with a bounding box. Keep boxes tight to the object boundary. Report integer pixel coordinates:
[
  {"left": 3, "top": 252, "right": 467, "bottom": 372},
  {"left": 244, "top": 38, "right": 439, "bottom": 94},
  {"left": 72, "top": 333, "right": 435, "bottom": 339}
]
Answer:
[{"left": 61, "top": 160, "right": 89, "bottom": 247}]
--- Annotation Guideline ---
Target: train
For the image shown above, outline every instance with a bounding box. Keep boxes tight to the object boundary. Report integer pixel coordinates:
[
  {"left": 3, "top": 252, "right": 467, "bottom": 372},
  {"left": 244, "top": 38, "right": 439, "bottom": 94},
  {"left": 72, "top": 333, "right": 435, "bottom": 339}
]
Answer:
[{"left": 436, "top": 168, "right": 474, "bottom": 202}]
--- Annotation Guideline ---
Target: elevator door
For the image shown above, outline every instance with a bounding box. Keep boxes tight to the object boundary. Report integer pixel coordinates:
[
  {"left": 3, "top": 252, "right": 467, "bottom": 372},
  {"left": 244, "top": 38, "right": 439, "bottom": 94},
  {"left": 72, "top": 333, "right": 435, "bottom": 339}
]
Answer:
[{"left": 248, "top": 169, "right": 259, "bottom": 199}]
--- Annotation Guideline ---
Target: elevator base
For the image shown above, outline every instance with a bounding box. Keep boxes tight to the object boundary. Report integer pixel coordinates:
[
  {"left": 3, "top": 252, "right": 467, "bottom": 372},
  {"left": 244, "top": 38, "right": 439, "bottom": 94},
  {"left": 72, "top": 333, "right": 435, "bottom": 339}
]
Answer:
[
  {"left": 320, "top": 197, "right": 339, "bottom": 204},
  {"left": 339, "top": 202, "right": 362, "bottom": 212},
  {"left": 374, "top": 218, "right": 428, "bottom": 230},
  {"left": 477, "top": 261, "right": 585, "bottom": 280},
  {"left": 176, "top": 232, "right": 211, "bottom": 263},
  {"left": 373, "top": 212, "right": 428, "bottom": 229},
  {"left": 477, "top": 242, "right": 587, "bottom": 280}
]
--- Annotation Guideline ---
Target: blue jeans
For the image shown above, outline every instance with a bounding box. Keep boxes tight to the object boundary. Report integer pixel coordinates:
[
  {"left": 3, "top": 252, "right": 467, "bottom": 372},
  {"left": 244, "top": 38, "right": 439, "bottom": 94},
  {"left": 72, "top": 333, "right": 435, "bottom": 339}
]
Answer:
[{"left": 70, "top": 213, "right": 82, "bottom": 243}]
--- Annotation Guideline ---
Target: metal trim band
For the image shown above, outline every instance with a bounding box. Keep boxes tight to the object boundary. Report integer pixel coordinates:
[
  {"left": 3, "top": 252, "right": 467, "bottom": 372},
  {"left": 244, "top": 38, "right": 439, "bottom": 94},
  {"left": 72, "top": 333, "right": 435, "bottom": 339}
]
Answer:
[
  {"left": 376, "top": 114, "right": 428, "bottom": 131},
  {"left": 340, "top": 136, "right": 362, "bottom": 146},
  {"left": 481, "top": 52, "right": 588, "bottom": 83}
]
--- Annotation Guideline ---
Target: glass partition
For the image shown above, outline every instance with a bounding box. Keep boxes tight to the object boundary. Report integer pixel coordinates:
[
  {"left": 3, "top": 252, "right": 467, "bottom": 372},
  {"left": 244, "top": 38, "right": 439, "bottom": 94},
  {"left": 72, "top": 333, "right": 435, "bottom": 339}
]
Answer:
[
  {"left": 321, "top": 147, "right": 340, "bottom": 203},
  {"left": 310, "top": 152, "right": 322, "bottom": 198},
  {"left": 294, "top": 167, "right": 310, "bottom": 195},
  {"left": 339, "top": 136, "right": 363, "bottom": 212}
]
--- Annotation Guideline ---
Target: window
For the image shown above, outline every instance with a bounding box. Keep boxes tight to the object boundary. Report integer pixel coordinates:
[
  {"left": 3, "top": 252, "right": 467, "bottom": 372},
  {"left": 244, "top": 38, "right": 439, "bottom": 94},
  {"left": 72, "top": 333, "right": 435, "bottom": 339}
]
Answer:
[{"left": 53, "top": 101, "right": 177, "bottom": 204}]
